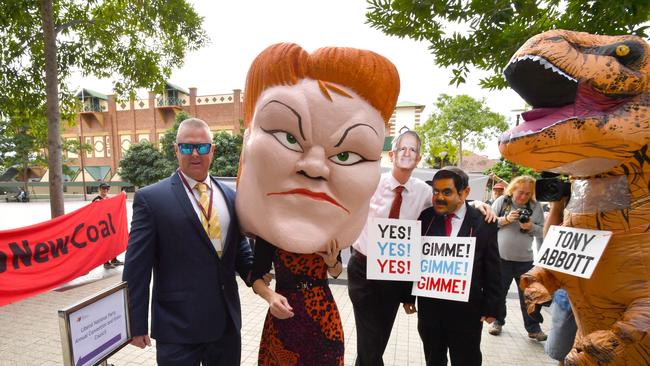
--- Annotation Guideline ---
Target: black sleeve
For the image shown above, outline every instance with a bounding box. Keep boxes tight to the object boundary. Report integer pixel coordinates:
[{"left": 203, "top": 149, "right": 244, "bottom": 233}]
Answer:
[
  {"left": 234, "top": 235, "right": 254, "bottom": 283},
  {"left": 481, "top": 221, "right": 502, "bottom": 317},
  {"left": 122, "top": 191, "right": 156, "bottom": 336},
  {"left": 247, "top": 237, "right": 275, "bottom": 286}
]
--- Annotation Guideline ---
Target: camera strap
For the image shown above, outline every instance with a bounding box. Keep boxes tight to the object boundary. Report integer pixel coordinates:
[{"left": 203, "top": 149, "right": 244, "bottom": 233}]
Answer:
[{"left": 499, "top": 196, "right": 532, "bottom": 216}]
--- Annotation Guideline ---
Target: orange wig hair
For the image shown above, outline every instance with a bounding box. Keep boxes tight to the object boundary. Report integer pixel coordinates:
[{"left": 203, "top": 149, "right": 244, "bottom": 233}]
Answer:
[{"left": 243, "top": 43, "right": 400, "bottom": 126}]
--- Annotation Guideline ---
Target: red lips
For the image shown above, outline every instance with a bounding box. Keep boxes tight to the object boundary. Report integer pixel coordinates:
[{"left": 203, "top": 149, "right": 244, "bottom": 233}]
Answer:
[{"left": 267, "top": 188, "right": 349, "bottom": 213}]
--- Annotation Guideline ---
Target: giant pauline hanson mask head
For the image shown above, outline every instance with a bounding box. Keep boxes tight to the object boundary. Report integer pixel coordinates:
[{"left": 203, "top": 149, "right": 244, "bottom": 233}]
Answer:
[{"left": 236, "top": 43, "right": 400, "bottom": 253}]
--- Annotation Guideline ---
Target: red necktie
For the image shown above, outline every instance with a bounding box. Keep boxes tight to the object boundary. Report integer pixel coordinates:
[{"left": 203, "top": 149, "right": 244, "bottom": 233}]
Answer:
[
  {"left": 444, "top": 213, "right": 456, "bottom": 236},
  {"left": 388, "top": 186, "right": 405, "bottom": 219}
]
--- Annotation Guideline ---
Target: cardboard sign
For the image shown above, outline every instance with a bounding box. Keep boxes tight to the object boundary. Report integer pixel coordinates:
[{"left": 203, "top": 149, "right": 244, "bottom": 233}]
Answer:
[
  {"left": 366, "top": 218, "right": 421, "bottom": 281},
  {"left": 411, "top": 236, "right": 476, "bottom": 302},
  {"left": 534, "top": 225, "right": 612, "bottom": 279}
]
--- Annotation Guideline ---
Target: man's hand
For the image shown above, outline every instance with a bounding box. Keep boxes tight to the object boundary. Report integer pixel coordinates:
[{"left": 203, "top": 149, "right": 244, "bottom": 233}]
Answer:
[
  {"left": 472, "top": 201, "right": 497, "bottom": 223},
  {"left": 130, "top": 335, "right": 151, "bottom": 349},
  {"left": 480, "top": 316, "right": 496, "bottom": 324},
  {"left": 403, "top": 303, "right": 417, "bottom": 314}
]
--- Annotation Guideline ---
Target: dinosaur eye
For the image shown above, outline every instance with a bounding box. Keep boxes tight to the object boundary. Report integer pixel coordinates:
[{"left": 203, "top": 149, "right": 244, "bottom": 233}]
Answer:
[{"left": 616, "top": 45, "right": 630, "bottom": 57}]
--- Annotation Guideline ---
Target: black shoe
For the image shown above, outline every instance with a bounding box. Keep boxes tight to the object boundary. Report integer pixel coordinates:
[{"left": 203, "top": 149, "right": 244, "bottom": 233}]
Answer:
[
  {"left": 111, "top": 258, "right": 124, "bottom": 266},
  {"left": 103, "top": 262, "right": 115, "bottom": 269}
]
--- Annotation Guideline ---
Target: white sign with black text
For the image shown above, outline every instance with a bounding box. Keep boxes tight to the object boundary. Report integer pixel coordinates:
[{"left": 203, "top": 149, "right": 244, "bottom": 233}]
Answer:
[
  {"left": 366, "top": 218, "right": 421, "bottom": 281},
  {"left": 534, "top": 225, "right": 612, "bottom": 279}
]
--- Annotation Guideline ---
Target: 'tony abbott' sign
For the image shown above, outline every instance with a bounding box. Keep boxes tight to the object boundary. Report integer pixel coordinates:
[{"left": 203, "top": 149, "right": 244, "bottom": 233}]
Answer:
[{"left": 534, "top": 225, "right": 612, "bottom": 279}]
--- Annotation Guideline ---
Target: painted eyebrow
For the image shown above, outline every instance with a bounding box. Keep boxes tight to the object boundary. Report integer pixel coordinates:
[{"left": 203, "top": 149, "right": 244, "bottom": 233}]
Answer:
[
  {"left": 334, "top": 123, "right": 378, "bottom": 147},
  {"left": 261, "top": 100, "right": 305, "bottom": 140}
]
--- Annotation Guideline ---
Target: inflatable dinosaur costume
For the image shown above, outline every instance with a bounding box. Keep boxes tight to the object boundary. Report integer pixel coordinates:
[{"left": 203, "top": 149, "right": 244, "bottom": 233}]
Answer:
[{"left": 499, "top": 30, "right": 650, "bottom": 365}]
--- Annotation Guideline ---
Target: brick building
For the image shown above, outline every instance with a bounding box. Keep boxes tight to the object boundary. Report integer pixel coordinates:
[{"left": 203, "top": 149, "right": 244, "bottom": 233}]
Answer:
[{"left": 58, "top": 83, "right": 243, "bottom": 183}]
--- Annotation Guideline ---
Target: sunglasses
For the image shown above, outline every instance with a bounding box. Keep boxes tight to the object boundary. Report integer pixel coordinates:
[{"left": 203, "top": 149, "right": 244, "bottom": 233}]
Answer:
[{"left": 178, "top": 143, "right": 212, "bottom": 155}]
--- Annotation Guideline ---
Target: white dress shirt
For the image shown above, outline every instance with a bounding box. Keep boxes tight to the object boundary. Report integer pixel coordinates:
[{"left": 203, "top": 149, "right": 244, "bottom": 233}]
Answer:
[
  {"left": 179, "top": 171, "right": 230, "bottom": 253},
  {"left": 354, "top": 172, "right": 433, "bottom": 255}
]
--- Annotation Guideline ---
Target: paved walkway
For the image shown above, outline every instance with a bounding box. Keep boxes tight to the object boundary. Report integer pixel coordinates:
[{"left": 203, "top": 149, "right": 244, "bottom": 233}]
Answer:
[{"left": 0, "top": 201, "right": 557, "bottom": 365}]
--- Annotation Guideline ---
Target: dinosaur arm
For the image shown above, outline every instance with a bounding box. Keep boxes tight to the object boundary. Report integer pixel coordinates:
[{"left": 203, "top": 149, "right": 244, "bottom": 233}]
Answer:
[
  {"left": 519, "top": 266, "right": 561, "bottom": 315},
  {"left": 565, "top": 297, "right": 650, "bottom": 366},
  {"left": 613, "top": 297, "right": 650, "bottom": 344}
]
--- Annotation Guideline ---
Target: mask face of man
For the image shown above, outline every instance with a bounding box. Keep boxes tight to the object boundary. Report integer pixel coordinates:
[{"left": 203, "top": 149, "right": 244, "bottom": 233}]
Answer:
[
  {"left": 432, "top": 178, "right": 469, "bottom": 215},
  {"left": 175, "top": 126, "right": 214, "bottom": 182},
  {"left": 236, "top": 79, "right": 385, "bottom": 253},
  {"left": 512, "top": 182, "right": 533, "bottom": 206},
  {"left": 389, "top": 134, "right": 421, "bottom": 171}
]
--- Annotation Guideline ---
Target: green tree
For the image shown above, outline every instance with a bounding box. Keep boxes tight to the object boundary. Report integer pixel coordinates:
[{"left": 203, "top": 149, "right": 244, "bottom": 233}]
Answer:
[
  {"left": 418, "top": 94, "right": 508, "bottom": 169},
  {"left": 1, "top": 0, "right": 208, "bottom": 216},
  {"left": 210, "top": 131, "right": 243, "bottom": 177},
  {"left": 366, "top": 0, "right": 650, "bottom": 89},
  {"left": 118, "top": 142, "right": 173, "bottom": 188},
  {"left": 484, "top": 159, "right": 540, "bottom": 183}
]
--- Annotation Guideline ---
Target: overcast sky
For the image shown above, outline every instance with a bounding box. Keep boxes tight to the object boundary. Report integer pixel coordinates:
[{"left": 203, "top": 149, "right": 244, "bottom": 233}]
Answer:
[{"left": 69, "top": 0, "right": 526, "bottom": 159}]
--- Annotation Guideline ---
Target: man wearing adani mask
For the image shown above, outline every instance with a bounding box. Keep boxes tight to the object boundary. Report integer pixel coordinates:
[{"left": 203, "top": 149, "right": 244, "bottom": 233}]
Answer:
[
  {"left": 405, "top": 166, "right": 500, "bottom": 366},
  {"left": 122, "top": 118, "right": 253, "bottom": 365}
]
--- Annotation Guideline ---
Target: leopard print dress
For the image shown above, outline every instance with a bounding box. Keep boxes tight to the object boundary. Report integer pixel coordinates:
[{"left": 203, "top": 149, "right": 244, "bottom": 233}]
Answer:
[{"left": 252, "top": 238, "right": 344, "bottom": 366}]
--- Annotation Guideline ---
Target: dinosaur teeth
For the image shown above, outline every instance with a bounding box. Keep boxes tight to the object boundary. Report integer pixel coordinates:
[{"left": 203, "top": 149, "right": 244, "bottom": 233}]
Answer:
[{"left": 511, "top": 55, "right": 577, "bottom": 82}]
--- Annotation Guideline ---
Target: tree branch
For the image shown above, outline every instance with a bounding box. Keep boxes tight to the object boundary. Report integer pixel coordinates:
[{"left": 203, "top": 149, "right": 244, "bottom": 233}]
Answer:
[{"left": 55, "top": 19, "right": 94, "bottom": 34}]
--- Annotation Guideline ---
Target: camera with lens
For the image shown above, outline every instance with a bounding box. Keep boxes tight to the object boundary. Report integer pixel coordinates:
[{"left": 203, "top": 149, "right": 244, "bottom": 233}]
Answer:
[
  {"left": 517, "top": 208, "right": 533, "bottom": 223},
  {"left": 535, "top": 172, "right": 571, "bottom": 202}
]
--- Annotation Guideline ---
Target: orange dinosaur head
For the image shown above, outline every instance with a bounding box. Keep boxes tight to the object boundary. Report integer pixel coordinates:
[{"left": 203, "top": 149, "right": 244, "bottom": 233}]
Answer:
[{"left": 499, "top": 30, "right": 650, "bottom": 177}]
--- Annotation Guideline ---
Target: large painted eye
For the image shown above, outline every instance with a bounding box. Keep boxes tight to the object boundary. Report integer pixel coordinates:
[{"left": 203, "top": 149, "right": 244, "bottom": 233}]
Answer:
[
  {"left": 329, "top": 151, "right": 364, "bottom": 165},
  {"left": 616, "top": 44, "right": 630, "bottom": 57},
  {"left": 269, "top": 131, "right": 303, "bottom": 152}
]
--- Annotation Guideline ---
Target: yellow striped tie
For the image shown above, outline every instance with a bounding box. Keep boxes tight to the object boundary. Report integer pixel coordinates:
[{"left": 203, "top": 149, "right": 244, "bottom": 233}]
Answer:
[{"left": 195, "top": 182, "right": 222, "bottom": 242}]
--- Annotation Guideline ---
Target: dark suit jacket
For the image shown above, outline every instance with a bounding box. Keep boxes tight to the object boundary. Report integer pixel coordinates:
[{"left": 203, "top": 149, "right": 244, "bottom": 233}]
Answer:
[
  {"left": 414, "top": 202, "right": 501, "bottom": 330},
  {"left": 122, "top": 172, "right": 253, "bottom": 344}
]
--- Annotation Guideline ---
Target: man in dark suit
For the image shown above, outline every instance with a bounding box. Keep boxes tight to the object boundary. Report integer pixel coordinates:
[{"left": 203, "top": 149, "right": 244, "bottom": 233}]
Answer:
[
  {"left": 405, "top": 166, "right": 501, "bottom": 366},
  {"left": 122, "top": 118, "right": 253, "bottom": 365}
]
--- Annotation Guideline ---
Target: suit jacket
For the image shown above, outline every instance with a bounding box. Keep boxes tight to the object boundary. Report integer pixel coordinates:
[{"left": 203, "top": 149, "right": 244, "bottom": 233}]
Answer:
[
  {"left": 122, "top": 172, "right": 253, "bottom": 344},
  {"left": 414, "top": 202, "right": 501, "bottom": 330}
]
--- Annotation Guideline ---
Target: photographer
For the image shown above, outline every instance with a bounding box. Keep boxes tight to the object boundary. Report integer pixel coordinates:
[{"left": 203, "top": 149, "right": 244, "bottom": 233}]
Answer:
[{"left": 488, "top": 175, "right": 546, "bottom": 341}]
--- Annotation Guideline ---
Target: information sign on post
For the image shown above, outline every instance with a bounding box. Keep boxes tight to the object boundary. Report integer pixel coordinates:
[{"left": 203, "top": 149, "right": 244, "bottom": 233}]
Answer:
[{"left": 58, "top": 282, "right": 131, "bottom": 366}]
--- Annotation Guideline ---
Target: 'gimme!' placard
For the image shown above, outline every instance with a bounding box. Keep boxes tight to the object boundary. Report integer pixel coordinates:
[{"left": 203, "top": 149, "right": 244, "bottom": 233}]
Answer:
[
  {"left": 411, "top": 236, "right": 476, "bottom": 302},
  {"left": 366, "top": 218, "right": 421, "bottom": 281}
]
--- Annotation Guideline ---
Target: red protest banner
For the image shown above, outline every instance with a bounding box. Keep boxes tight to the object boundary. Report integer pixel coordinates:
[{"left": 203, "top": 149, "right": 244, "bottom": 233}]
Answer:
[{"left": 0, "top": 194, "right": 128, "bottom": 306}]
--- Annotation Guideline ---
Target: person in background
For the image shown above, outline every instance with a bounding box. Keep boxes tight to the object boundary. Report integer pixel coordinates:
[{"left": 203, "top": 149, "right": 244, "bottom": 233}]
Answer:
[
  {"left": 486, "top": 182, "right": 505, "bottom": 205},
  {"left": 543, "top": 198, "right": 577, "bottom": 365},
  {"left": 488, "top": 175, "right": 546, "bottom": 341},
  {"left": 93, "top": 183, "right": 124, "bottom": 269}
]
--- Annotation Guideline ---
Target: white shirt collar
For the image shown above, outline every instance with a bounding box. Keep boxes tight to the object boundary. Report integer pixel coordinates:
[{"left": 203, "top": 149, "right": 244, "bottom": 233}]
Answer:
[
  {"left": 179, "top": 171, "right": 212, "bottom": 191},
  {"left": 451, "top": 201, "right": 467, "bottom": 220},
  {"left": 387, "top": 172, "right": 415, "bottom": 192}
]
